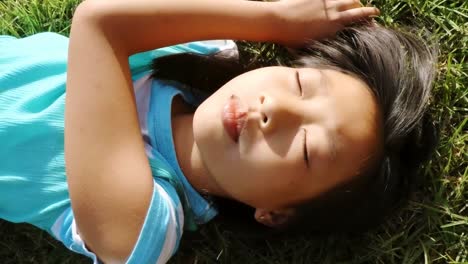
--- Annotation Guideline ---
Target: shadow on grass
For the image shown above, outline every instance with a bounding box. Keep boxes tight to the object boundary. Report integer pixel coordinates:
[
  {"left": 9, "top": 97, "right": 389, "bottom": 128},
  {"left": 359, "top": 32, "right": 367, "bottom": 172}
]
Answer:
[{"left": 0, "top": 219, "right": 89, "bottom": 264}]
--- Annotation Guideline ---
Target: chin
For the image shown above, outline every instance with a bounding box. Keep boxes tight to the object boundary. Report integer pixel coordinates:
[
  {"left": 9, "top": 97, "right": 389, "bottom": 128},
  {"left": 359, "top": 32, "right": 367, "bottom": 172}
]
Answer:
[
  {"left": 193, "top": 102, "right": 220, "bottom": 151},
  {"left": 192, "top": 106, "right": 205, "bottom": 146}
]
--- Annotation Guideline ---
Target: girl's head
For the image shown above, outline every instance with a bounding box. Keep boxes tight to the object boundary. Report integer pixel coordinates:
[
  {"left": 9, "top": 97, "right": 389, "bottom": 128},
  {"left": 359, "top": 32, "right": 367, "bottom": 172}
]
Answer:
[
  {"left": 193, "top": 66, "right": 382, "bottom": 226},
  {"left": 152, "top": 23, "right": 438, "bottom": 232}
]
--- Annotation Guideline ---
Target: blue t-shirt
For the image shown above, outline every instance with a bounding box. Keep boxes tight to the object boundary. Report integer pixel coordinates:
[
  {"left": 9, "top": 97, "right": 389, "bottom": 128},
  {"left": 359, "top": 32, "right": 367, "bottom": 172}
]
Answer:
[{"left": 0, "top": 32, "right": 238, "bottom": 263}]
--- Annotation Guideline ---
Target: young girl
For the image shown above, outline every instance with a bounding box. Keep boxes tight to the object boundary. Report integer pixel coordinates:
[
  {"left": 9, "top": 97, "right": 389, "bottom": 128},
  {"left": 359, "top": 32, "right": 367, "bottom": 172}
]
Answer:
[{"left": 0, "top": 0, "right": 438, "bottom": 263}]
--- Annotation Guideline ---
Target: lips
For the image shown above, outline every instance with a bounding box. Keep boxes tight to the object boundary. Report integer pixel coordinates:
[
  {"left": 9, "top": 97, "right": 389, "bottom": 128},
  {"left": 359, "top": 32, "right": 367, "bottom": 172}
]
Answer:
[{"left": 222, "top": 95, "right": 247, "bottom": 143}]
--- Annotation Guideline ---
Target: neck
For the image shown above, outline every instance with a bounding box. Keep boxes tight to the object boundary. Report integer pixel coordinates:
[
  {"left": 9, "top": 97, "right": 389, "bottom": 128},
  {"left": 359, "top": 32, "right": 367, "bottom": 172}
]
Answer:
[{"left": 172, "top": 112, "right": 227, "bottom": 198}]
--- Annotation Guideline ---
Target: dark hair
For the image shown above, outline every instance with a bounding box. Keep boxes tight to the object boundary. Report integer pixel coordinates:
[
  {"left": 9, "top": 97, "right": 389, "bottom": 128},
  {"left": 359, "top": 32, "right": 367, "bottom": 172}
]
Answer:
[{"left": 151, "top": 23, "right": 439, "bottom": 233}]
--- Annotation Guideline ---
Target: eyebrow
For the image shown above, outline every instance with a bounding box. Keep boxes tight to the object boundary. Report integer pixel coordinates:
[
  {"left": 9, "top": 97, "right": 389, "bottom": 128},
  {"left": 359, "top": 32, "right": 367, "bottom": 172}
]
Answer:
[
  {"left": 303, "top": 128, "right": 310, "bottom": 169},
  {"left": 318, "top": 70, "right": 337, "bottom": 160},
  {"left": 319, "top": 70, "right": 329, "bottom": 94},
  {"left": 328, "top": 132, "right": 339, "bottom": 162}
]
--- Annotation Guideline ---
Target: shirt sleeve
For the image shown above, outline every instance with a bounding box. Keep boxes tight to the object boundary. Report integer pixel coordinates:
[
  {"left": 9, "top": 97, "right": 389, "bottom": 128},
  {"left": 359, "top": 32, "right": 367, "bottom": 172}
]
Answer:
[{"left": 51, "top": 178, "right": 184, "bottom": 264}]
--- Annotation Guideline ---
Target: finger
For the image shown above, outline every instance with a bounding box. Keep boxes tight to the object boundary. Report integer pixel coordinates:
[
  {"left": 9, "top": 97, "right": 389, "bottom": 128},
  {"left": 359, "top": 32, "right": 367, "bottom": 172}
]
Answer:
[
  {"left": 334, "top": 0, "right": 363, "bottom": 11},
  {"left": 338, "top": 7, "right": 380, "bottom": 24}
]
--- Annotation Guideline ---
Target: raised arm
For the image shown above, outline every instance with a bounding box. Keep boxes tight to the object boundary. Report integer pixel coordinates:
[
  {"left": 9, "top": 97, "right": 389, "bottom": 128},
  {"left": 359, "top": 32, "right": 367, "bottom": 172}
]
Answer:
[{"left": 65, "top": 0, "right": 378, "bottom": 262}]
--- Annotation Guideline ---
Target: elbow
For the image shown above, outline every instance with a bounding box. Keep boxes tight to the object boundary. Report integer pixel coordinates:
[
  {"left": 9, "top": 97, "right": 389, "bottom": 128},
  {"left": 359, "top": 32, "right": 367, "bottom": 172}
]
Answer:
[
  {"left": 71, "top": 0, "right": 112, "bottom": 30},
  {"left": 70, "top": 0, "right": 129, "bottom": 53},
  {"left": 72, "top": 0, "right": 99, "bottom": 24}
]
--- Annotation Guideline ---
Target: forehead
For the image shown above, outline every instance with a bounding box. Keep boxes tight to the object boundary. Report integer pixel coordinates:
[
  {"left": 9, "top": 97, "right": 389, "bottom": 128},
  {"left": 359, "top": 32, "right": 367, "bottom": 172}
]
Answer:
[
  {"left": 296, "top": 68, "right": 382, "bottom": 200},
  {"left": 320, "top": 68, "right": 379, "bottom": 138},
  {"left": 323, "top": 68, "right": 382, "bottom": 177}
]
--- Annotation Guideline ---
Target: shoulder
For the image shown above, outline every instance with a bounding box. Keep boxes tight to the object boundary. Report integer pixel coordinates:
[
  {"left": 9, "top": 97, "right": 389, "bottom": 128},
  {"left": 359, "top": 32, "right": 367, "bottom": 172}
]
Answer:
[
  {"left": 126, "top": 178, "right": 184, "bottom": 263},
  {"left": 54, "top": 179, "right": 184, "bottom": 264}
]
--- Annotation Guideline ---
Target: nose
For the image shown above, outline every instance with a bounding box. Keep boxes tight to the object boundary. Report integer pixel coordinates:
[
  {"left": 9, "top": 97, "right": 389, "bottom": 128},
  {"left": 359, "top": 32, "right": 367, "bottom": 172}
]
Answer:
[{"left": 257, "top": 93, "right": 302, "bottom": 133}]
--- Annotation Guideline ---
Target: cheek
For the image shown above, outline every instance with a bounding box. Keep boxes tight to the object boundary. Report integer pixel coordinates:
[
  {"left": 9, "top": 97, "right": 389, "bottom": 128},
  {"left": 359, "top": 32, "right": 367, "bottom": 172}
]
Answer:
[
  {"left": 225, "top": 151, "right": 306, "bottom": 207},
  {"left": 245, "top": 151, "right": 303, "bottom": 188}
]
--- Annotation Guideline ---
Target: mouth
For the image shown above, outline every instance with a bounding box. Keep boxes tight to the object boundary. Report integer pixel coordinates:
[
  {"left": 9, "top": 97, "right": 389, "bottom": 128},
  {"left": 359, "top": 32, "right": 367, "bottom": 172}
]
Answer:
[{"left": 222, "top": 94, "right": 247, "bottom": 143}]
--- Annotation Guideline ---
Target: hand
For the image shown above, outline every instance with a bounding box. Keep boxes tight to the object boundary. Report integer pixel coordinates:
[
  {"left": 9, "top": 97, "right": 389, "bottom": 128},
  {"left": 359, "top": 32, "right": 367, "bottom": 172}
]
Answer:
[{"left": 271, "top": 0, "right": 380, "bottom": 46}]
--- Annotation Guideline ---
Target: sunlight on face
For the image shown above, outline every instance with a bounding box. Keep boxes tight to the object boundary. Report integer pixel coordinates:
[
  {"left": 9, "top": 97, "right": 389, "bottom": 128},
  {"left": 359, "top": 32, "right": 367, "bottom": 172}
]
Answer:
[{"left": 193, "top": 66, "right": 382, "bottom": 210}]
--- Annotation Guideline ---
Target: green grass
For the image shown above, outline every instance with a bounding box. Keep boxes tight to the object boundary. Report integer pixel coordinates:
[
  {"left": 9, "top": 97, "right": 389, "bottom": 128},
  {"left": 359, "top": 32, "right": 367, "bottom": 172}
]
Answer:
[{"left": 1, "top": 0, "right": 467, "bottom": 263}]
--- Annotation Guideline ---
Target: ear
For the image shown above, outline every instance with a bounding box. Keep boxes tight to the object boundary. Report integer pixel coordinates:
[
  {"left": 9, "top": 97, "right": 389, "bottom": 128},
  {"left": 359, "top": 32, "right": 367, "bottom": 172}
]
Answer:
[{"left": 254, "top": 208, "right": 295, "bottom": 228}]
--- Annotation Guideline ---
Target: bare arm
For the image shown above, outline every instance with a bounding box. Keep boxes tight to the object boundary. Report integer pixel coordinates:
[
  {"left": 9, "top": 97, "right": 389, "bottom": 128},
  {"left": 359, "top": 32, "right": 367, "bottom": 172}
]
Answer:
[
  {"left": 66, "top": 1, "right": 282, "bottom": 262},
  {"left": 65, "top": 0, "right": 378, "bottom": 262}
]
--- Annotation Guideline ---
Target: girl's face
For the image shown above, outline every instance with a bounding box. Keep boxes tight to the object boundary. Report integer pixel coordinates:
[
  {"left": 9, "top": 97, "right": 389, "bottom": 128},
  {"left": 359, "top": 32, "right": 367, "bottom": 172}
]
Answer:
[{"left": 193, "top": 66, "right": 381, "bottom": 210}]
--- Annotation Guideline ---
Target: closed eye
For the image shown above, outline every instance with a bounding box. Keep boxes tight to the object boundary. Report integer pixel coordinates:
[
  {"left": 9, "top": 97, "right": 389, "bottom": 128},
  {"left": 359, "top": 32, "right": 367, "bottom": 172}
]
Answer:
[
  {"left": 295, "top": 71, "right": 303, "bottom": 96},
  {"left": 303, "top": 128, "right": 309, "bottom": 168}
]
